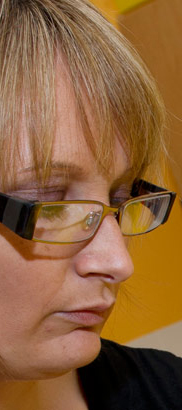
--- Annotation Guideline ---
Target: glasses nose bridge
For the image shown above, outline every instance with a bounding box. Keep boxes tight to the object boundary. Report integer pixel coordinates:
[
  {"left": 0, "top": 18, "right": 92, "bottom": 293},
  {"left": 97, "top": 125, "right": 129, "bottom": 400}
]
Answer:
[{"left": 102, "top": 203, "right": 122, "bottom": 224}]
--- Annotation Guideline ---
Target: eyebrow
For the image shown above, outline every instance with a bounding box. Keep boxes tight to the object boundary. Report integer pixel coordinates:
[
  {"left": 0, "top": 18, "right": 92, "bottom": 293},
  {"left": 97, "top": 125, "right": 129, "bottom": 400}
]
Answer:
[
  {"left": 20, "top": 161, "right": 133, "bottom": 189},
  {"left": 21, "top": 161, "right": 90, "bottom": 179}
]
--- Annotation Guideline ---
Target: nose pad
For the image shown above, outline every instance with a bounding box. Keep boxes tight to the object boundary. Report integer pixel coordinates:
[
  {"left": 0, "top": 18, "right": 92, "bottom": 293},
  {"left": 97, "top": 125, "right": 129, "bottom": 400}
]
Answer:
[
  {"left": 108, "top": 208, "right": 121, "bottom": 229},
  {"left": 113, "top": 210, "right": 120, "bottom": 225},
  {"left": 82, "top": 211, "right": 101, "bottom": 231}
]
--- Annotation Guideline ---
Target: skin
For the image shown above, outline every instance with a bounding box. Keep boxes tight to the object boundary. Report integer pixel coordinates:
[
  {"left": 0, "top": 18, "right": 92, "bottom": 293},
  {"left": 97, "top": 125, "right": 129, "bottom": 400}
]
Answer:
[{"left": 0, "top": 62, "right": 134, "bottom": 409}]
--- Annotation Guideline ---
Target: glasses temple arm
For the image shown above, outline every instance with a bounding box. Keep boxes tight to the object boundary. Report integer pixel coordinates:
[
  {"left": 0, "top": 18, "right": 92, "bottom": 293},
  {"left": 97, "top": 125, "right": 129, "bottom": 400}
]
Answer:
[
  {"left": 0, "top": 193, "right": 36, "bottom": 239},
  {"left": 131, "top": 179, "right": 169, "bottom": 197}
]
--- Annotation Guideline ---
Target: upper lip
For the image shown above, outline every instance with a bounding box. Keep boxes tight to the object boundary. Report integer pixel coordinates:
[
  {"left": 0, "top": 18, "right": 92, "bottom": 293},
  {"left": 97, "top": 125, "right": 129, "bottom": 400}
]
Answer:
[{"left": 60, "top": 302, "right": 115, "bottom": 313}]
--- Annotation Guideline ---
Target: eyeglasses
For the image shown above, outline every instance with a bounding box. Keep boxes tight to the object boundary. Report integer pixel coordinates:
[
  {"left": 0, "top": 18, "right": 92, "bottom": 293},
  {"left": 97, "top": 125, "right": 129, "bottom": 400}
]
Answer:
[{"left": 0, "top": 179, "right": 176, "bottom": 244}]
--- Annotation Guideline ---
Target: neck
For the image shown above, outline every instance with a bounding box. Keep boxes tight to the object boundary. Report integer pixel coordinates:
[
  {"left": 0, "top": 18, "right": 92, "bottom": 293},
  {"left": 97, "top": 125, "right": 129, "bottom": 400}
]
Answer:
[{"left": 0, "top": 370, "right": 88, "bottom": 410}]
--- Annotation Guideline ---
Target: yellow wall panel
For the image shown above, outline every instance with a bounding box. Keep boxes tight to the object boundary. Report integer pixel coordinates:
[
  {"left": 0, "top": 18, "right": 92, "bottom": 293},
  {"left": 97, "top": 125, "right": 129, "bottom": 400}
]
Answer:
[
  {"left": 91, "top": 0, "right": 153, "bottom": 20},
  {"left": 116, "top": 0, "right": 153, "bottom": 13}
]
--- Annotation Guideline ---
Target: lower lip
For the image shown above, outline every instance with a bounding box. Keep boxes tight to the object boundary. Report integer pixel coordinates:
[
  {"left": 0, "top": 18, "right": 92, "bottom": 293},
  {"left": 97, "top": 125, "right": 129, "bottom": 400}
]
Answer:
[{"left": 53, "top": 311, "right": 105, "bottom": 326}]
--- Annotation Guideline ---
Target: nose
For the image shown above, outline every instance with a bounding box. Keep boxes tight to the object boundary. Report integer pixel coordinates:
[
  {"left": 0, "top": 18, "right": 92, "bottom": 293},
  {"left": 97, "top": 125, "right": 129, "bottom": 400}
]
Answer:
[{"left": 75, "top": 214, "right": 134, "bottom": 284}]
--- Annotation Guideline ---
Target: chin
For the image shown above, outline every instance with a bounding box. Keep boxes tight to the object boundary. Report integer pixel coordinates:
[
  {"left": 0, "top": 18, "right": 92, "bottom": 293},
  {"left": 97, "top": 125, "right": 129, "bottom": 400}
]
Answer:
[
  {"left": 70, "top": 328, "right": 102, "bottom": 367},
  {"left": 5, "top": 328, "right": 102, "bottom": 381},
  {"left": 34, "top": 329, "right": 101, "bottom": 379},
  {"left": 43, "top": 329, "right": 101, "bottom": 376}
]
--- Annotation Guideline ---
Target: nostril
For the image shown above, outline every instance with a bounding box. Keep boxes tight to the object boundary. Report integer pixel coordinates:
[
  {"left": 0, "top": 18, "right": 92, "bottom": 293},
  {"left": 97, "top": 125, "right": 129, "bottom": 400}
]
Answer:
[{"left": 83, "top": 272, "right": 119, "bottom": 283}]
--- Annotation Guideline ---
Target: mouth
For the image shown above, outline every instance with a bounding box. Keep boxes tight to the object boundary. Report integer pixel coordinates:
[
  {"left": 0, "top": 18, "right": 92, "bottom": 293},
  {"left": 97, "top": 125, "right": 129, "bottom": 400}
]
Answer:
[{"left": 52, "top": 303, "right": 114, "bottom": 327}]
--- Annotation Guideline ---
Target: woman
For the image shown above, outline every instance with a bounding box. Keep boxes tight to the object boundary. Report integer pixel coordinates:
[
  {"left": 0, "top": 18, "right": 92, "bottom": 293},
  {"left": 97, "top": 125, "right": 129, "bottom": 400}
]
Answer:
[{"left": 0, "top": 0, "right": 181, "bottom": 409}]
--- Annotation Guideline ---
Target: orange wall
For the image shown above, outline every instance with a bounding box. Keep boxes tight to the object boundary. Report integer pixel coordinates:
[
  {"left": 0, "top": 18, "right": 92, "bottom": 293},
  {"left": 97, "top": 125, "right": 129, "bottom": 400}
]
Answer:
[
  {"left": 90, "top": 0, "right": 182, "bottom": 343},
  {"left": 91, "top": 0, "right": 119, "bottom": 24},
  {"left": 103, "top": 172, "right": 182, "bottom": 343}
]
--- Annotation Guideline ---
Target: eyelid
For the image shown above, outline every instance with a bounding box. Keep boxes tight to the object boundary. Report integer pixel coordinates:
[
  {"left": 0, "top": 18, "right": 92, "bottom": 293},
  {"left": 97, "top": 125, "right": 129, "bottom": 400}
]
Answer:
[
  {"left": 6, "top": 187, "right": 66, "bottom": 202},
  {"left": 110, "top": 183, "right": 132, "bottom": 197},
  {"left": 109, "top": 184, "right": 132, "bottom": 206}
]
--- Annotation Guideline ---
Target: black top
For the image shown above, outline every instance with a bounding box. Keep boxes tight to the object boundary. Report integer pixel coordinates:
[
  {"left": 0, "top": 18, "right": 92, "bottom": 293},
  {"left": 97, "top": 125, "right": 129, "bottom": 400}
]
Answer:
[{"left": 78, "top": 338, "right": 182, "bottom": 410}]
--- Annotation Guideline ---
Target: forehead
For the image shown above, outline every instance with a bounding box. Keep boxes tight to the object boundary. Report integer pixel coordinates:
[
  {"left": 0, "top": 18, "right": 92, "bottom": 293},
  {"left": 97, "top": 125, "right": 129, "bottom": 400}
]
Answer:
[{"left": 19, "top": 59, "right": 129, "bottom": 185}]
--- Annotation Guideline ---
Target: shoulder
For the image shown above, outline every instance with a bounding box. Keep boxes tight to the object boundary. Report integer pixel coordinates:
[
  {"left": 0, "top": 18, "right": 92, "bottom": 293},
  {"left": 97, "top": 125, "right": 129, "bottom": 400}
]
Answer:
[
  {"left": 79, "top": 338, "right": 182, "bottom": 410},
  {"left": 100, "top": 337, "right": 182, "bottom": 375}
]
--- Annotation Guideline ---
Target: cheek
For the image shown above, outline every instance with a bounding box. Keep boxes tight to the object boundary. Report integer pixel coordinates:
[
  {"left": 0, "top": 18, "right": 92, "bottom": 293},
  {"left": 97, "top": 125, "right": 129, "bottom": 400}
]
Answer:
[{"left": 0, "top": 236, "right": 70, "bottom": 340}]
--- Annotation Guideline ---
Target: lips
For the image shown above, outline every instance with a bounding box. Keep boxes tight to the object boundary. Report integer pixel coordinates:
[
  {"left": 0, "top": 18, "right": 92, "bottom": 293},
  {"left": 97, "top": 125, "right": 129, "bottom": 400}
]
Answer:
[{"left": 52, "top": 303, "right": 115, "bottom": 326}]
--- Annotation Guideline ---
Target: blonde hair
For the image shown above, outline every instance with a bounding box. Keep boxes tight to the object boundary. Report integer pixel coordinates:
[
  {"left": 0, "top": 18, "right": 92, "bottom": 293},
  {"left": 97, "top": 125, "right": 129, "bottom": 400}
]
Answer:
[{"left": 0, "top": 0, "right": 166, "bottom": 189}]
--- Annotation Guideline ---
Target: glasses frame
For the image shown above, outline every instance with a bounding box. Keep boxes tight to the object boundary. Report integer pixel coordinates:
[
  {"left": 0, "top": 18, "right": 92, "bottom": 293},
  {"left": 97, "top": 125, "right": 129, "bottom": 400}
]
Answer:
[{"left": 0, "top": 179, "right": 176, "bottom": 244}]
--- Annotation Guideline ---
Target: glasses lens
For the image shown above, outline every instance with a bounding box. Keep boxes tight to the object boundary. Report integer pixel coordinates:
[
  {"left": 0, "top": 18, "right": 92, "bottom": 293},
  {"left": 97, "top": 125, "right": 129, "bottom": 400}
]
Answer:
[
  {"left": 33, "top": 203, "right": 103, "bottom": 243},
  {"left": 121, "top": 194, "right": 171, "bottom": 235}
]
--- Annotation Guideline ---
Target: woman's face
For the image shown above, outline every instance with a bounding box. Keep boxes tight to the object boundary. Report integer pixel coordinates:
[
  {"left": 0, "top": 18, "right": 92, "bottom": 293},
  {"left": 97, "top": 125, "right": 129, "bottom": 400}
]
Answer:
[{"left": 0, "top": 63, "right": 134, "bottom": 381}]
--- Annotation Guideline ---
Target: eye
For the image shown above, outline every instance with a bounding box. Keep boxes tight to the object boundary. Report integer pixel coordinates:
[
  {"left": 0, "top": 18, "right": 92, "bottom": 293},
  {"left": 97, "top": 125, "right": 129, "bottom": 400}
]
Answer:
[
  {"left": 39, "top": 205, "right": 68, "bottom": 221},
  {"left": 109, "top": 184, "right": 132, "bottom": 207}
]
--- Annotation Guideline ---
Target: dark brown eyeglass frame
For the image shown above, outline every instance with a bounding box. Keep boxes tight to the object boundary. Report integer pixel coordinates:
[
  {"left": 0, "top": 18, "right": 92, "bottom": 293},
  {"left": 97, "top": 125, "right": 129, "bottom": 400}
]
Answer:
[{"left": 0, "top": 179, "right": 176, "bottom": 244}]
